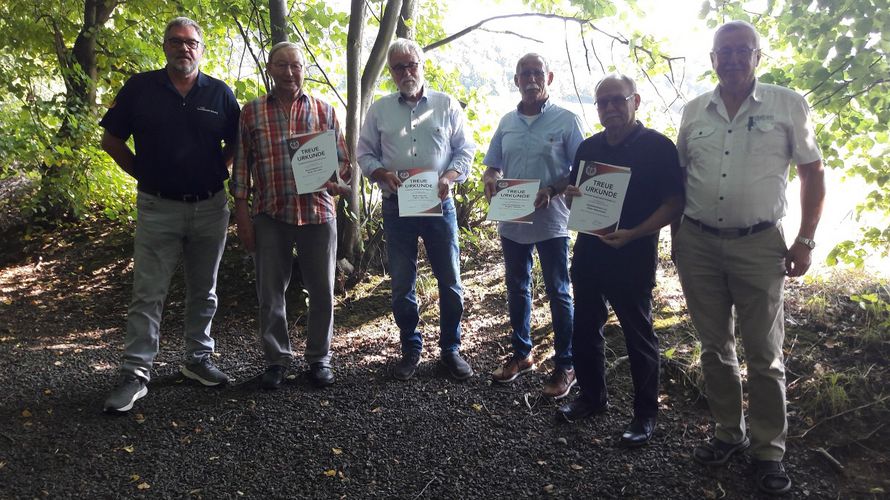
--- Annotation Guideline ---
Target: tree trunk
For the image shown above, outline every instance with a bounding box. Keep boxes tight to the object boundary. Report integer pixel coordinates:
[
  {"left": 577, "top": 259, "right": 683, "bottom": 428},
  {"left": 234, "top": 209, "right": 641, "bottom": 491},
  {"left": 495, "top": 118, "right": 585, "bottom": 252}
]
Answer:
[
  {"left": 396, "top": 0, "right": 415, "bottom": 39},
  {"left": 269, "top": 0, "right": 288, "bottom": 44}
]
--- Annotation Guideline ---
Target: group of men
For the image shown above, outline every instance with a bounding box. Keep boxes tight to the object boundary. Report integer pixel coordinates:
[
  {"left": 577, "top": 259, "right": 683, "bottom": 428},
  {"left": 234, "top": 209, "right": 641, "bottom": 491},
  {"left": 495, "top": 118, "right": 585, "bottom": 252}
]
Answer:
[{"left": 100, "top": 16, "right": 824, "bottom": 496}]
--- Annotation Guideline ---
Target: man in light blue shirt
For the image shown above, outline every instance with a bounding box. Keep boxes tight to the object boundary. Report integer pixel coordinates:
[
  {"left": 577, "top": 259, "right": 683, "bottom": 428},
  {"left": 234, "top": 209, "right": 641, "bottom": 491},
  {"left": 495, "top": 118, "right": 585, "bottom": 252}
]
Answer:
[
  {"left": 357, "top": 38, "right": 476, "bottom": 382},
  {"left": 483, "top": 53, "right": 584, "bottom": 399}
]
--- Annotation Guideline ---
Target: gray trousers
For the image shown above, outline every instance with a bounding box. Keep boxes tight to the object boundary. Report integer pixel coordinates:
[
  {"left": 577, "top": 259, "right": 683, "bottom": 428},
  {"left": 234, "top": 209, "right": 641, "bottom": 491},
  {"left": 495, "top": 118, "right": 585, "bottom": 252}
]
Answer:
[
  {"left": 122, "top": 190, "right": 229, "bottom": 381},
  {"left": 253, "top": 214, "right": 336, "bottom": 368},
  {"left": 674, "top": 219, "right": 788, "bottom": 461}
]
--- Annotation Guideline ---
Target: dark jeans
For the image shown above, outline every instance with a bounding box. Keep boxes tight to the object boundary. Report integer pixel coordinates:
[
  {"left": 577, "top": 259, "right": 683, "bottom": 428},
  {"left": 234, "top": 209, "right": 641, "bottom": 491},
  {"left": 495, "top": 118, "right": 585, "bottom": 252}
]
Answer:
[
  {"left": 382, "top": 196, "right": 463, "bottom": 355},
  {"left": 501, "top": 236, "right": 573, "bottom": 368},
  {"left": 571, "top": 270, "right": 659, "bottom": 419}
]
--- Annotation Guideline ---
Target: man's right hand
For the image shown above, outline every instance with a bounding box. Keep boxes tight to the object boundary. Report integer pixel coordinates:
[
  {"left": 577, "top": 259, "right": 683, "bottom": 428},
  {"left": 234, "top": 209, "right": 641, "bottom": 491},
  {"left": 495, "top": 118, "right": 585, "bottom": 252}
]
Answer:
[
  {"left": 371, "top": 168, "right": 402, "bottom": 193},
  {"left": 233, "top": 205, "right": 255, "bottom": 253},
  {"left": 563, "top": 185, "right": 581, "bottom": 209}
]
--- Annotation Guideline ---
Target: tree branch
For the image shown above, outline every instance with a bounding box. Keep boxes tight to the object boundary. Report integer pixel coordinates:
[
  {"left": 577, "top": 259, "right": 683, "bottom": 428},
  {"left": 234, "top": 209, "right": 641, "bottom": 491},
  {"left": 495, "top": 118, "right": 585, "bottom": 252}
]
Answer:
[{"left": 291, "top": 22, "right": 347, "bottom": 107}]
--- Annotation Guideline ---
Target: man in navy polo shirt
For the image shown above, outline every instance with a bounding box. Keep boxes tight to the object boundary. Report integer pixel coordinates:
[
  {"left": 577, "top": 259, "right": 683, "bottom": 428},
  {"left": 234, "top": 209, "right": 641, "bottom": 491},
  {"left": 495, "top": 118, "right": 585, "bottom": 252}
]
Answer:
[
  {"left": 99, "top": 17, "right": 240, "bottom": 413},
  {"left": 555, "top": 74, "right": 684, "bottom": 448}
]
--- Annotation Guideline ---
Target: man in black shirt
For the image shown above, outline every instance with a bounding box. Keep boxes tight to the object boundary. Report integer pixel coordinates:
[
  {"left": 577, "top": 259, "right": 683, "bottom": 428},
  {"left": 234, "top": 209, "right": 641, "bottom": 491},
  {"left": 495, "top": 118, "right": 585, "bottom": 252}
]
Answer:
[
  {"left": 99, "top": 17, "right": 240, "bottom": 412},
  {"left": 554, "top": 75, "right": 684, "bottom": 447}
]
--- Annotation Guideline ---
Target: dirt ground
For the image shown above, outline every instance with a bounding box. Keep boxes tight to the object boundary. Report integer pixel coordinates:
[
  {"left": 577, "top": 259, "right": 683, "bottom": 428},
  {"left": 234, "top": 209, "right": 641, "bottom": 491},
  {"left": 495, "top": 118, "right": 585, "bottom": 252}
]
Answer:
[{"left": 0, "top": 219, "right": 887, "bottom": 498}]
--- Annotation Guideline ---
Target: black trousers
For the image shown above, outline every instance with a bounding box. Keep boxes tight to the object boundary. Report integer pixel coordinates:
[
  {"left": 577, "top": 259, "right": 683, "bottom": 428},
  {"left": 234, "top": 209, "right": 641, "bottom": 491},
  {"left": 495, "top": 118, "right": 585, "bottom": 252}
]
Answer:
[{"left": 571, "top": 275, "right": 660, "bottom": 419}]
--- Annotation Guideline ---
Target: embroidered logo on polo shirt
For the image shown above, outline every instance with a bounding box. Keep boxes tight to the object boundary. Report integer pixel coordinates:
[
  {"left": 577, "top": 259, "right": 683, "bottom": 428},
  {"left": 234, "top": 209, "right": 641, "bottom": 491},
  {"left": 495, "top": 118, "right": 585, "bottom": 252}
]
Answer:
[{"left": 196, "top": 106, "right": 219, "bottom": 115}]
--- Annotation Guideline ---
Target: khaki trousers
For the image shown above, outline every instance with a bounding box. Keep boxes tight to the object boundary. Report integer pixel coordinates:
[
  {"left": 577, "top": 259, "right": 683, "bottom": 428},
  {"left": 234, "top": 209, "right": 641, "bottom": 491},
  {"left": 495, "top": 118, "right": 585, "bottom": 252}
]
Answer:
[{"left": 674, "top": 219, "right": 788, "bottom": 461}]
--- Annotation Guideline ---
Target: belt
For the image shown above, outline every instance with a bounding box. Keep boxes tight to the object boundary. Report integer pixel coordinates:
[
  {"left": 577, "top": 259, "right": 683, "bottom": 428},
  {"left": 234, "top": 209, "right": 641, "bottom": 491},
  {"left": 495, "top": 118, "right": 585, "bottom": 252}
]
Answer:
[
  {"left": 139, "top": 188, "right": 220, "bottom": 203},
  {"left": 684, "top": 216, "right": 774, "bottom": 239}
]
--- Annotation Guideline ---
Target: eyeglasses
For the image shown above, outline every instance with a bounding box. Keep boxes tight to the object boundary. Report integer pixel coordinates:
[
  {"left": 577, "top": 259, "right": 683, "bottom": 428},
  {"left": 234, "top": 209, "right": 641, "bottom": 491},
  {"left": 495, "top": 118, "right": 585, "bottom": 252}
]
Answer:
[
  {"left": 165, "top": 38, "right": 201, "bottom": 50},
  {"left": 272, "top": 62, "right": 304, "bottom": 73},
  {"left": 595, "top": 94, "right": 634, "bottom": 109},
  {"left": 712, "top": 47, "right": 758, "bottom": 59},
  {"left": 391, "top": 62, "right": 420, "bottom": 74},
  {"left": 518, "top": 70, "right": 546, "bottom": 79}
]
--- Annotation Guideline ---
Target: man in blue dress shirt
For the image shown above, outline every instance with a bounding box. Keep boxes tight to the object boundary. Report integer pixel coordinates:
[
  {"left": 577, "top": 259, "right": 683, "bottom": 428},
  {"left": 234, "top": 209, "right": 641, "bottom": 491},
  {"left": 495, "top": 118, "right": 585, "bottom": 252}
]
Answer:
[
  {"left": 357, "top": 38, "right": 476, "bottom": 381},
  {"left": 483, "top": 53, "right": 584, "bottom": 399}
]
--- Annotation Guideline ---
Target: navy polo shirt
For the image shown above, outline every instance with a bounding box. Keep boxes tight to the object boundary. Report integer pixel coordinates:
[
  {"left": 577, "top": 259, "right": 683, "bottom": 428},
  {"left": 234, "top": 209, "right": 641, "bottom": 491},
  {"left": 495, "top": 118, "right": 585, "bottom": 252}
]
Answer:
[
  {"left": 100, "top": 69, "right": 240, "bottom": 196},
  {"left": 570, "top": 123, "right": 685, "bottom": 290}
]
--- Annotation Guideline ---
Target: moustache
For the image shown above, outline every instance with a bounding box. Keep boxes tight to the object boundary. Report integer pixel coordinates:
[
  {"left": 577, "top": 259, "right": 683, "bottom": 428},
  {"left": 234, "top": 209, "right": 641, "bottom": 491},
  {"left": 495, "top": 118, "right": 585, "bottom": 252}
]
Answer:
[{"left": 524, "top": 85, "right": 541, "bottom": 91}]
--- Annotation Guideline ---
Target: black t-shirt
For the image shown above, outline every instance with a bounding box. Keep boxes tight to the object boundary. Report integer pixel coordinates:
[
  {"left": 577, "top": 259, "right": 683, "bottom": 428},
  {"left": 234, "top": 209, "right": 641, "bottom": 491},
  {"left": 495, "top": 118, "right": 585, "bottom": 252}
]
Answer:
[
  {"left": 100, "top": 69, "right": 240, "bottom": 196},
  {"left": 570, "top": 123, "right": 684, "bottom": 290}
]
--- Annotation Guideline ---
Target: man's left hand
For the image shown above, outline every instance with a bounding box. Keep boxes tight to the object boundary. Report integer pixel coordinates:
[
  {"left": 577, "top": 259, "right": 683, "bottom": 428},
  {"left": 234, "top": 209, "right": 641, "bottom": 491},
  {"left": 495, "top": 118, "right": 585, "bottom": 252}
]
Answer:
[
  {"left": 600, "top": 229, "right": 637, "bottom": 249},
  {"left": 533, "top": 187, "right": 552, "bottom": 209},
  {"left": 438, "top": 176, "right": 453, "bottom": 201},
  {"left": 324, "top": 180, "right": 350, "bottom": 197},
  {"left": 785, "top": 242, "right": 812, "bottom": 277}
]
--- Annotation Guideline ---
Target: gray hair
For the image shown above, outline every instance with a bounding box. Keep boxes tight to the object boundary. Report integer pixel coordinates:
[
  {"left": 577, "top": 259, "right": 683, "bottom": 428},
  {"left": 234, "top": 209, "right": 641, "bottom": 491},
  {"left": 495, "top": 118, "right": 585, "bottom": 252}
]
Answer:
[
  {"left": 387, "top": 38, "right": 425, "bottom": 66},
  {"left": 164, "top": 17, "right": 203, "bottom": 40},
  {"left": 268, "top": 41, "right": 303, "bottom": 63},
  {"left": 713, "top": 20, "right": 761, "bottom": 49},
  {"left": 515, "top": 53, "right": 549, "bottom": 75},
  {"left": 595, "top": 73, "right": 637, "bottom": 95}
]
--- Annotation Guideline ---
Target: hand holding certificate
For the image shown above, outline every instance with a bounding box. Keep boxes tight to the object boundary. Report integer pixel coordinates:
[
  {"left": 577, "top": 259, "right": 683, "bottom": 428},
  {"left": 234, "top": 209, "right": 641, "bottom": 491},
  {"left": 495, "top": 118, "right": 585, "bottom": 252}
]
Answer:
[
  {"left": 486, "top": 179, "right": 540, "bottom": 224},
  {"left": 289, "top": 130, "right": 339, "bottom": 194},
  {"left": 567, "top": 161, "right": 632, "bottom": 235},
  {"left": 397, "top": 169, "right": 442, "bottom": 217}
]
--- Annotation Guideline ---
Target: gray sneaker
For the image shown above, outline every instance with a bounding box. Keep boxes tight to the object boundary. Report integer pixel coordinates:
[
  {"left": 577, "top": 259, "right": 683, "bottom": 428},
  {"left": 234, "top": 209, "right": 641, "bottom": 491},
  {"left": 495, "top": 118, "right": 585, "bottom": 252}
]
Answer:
[
  {"left": 104, "top": 375, "right": 148, "bottom": 413},
  {"left": 181, "top": 357, "right": 229, "bottom": 386}
]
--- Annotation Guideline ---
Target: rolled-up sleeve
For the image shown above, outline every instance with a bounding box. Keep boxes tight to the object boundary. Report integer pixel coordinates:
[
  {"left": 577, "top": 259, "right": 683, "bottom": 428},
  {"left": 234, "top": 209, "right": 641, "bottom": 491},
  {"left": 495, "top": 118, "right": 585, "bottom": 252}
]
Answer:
[
  {"left": 357, "top": 103, "right": 384, "bottom": 178},
  {"left": 445, "top": 97, "right": 475, "bottom": 183}
]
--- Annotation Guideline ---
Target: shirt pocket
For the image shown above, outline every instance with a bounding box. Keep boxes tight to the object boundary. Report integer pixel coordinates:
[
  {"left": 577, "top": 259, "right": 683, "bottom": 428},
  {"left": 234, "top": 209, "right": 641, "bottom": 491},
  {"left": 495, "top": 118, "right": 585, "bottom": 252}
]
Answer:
[
  {"left": 418, "top": 122, "right": 451, "bottom": 164},
  {"left": 685, "top": 125, "right": 718, "bottom": 164},
  {"left": 746, "top": 119, "right": 788, "bottom": 158}
]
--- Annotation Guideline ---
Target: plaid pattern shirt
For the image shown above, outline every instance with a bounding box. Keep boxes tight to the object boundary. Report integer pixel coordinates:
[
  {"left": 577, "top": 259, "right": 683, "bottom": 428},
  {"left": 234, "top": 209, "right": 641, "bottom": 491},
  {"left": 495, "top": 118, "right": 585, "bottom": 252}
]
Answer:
[{"left": 231, "top": 92, "right": 351, "bottom": 226}]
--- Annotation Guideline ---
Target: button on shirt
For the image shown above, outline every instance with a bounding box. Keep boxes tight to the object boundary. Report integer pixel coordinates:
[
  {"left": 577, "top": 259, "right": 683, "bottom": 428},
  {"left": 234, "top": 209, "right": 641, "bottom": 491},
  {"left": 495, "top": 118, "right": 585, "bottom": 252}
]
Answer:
[
  {"left": 356, "top": 89, "right": 475, "bottom": 194},
  {"left": 230, "top": 93, "right": 351, "bottom": 226},
  {"left": 100, "top": 69, "right": 240, "bottom": 196},
  {"left": 483, "top": 100, "right": 584, "bottom": 244},
  {"left": 677, "top": 80, "right": 821, "bottom": 228}
]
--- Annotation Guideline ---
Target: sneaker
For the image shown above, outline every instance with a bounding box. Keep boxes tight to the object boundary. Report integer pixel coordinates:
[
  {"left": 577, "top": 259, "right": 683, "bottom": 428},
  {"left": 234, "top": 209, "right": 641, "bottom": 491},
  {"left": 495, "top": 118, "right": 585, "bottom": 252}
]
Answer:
[
  {"left": 181, "top": 357, "right": 229, "bottom": 386},
  {"left": 440, "top": 350, "right": 473, "bottom": 380},
  {"left": 104, "top": 375, "right": 148, "bottom": 413},
  {"left": 491, "top": 354, "right": 535, "bottom": 383},
  {"left": 393, "top": 352, "right": 421, "bottom": 381},
  {"left": 542, "top": 367, "right": 576, "bottom": 399}
]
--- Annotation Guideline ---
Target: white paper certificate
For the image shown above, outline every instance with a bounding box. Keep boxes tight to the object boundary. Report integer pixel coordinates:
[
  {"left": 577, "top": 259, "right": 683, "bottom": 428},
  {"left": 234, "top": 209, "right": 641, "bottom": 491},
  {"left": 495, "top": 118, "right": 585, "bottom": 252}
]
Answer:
[
  {"left": 486, "top": 178, "right": 540, "bottom": 224},
  {"left": 567, "top": 161, "right": 632, "bottom": 235},
  {"left": 288, "top": 130, "right": 338, "bottom": 194},
  {"left": 397, "top": 169, "right": 442, "bottom": 217}
]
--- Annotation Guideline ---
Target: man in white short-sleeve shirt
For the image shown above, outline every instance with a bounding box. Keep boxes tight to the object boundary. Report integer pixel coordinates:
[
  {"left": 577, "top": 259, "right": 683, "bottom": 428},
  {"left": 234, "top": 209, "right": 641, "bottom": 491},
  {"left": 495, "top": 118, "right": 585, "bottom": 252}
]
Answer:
[{"left": 674, "top": 20, "right": 825, "bottom": 496}]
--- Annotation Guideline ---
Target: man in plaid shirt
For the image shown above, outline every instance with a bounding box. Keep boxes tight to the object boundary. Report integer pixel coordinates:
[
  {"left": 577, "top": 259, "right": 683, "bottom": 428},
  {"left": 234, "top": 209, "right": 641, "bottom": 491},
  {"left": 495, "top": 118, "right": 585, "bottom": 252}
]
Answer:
[{"left": 231, "top": 42, "right": 351, "bottom": 390}]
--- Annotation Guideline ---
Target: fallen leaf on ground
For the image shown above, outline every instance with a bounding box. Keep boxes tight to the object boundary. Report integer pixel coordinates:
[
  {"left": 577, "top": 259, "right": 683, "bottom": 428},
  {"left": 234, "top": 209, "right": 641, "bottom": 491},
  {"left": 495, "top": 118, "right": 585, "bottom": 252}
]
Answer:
[
  {"left": 324, "top": 469, "right": 337, "bottom": 477},
  {"left": 129, "top": 475, "right": 140, "bottom": 482},
  {"left": 21, "top": 409, "right": 31, "bottom": 418},
  {"left": 136, "top": 482, "right": 150, "bottom": 490},
  {"left": 134, "top": 414, "right": 145, "bottom": 424},
  {"left": 121, "top": 445, "right": 135, "bottom": 453},
  {"left": 332, "top": 448, "right": 342, "bottom": 455},
  {"left": 570, "top": 464, "right": 583, "bottom": 470},
  {"left": 471, "top": 403, "right": 482, "bottom": 412}
]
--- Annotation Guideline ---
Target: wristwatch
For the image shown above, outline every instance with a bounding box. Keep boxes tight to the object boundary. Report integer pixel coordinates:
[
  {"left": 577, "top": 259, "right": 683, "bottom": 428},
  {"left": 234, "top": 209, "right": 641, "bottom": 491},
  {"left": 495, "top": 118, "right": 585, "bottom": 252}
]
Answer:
[{"left": 795, "top": 236, "right": 816, "bottom": 249}]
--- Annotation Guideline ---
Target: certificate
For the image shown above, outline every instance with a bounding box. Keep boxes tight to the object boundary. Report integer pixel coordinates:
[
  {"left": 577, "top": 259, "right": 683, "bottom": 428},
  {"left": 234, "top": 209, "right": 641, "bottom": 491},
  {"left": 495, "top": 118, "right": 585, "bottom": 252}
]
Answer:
[
  {"left": 486, "top": 178, "right": 540, "bottom": 224},
  {"left": 397, "top": 169, "right": 442, "bottom": 217},
  {"left": 567, "top": 161, "right": 632, "bottom": 235},
  {"left": 288, "top": 130, "right": 338, "bottom": 194}
]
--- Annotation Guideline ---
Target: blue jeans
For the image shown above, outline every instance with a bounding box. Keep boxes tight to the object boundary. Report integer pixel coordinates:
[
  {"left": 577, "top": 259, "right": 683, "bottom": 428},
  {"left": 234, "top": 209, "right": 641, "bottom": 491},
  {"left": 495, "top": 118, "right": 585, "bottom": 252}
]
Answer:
[
  {"left": 382, "top": 196, "right": 463, "bottom": 355},
  {"left": 122, "top": 190, "right": 229, "bottom": 381},
  {"left": 501, "top": 236, "right": 574, "bottom": 368}
]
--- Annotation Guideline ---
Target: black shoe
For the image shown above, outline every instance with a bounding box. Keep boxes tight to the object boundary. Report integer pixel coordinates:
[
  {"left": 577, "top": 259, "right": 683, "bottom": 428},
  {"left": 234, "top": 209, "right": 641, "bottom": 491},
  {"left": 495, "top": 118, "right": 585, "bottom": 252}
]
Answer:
[
  {"left": 619, "top": 417, "right": 656, "bottom": 447},
  {"left": 393, "top": 352, "right": 421, "bottom": 381},
  {"left": 556, "top": 397, "right": 608, "bottom": 423},
  {"left": 440, "top": 350, "right": 473, "bottom": 380},
  {"left": 307, "top": 363, "right": 335, "bottom": 388},
  {"left": 261, "top": 365, "right": 287, "bottom": 390}
]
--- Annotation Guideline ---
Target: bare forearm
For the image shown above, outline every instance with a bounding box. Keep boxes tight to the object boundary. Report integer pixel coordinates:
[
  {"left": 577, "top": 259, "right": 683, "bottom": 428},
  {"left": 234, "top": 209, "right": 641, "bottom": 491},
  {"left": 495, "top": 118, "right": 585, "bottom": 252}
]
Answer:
[
  {"left": 631, "top": 194, "right": 684, "bottom": 239},
  {"left": 100, "top": 131, "right": 136, "bottom": 178},
  {"left": 797, "top": 160, "right": 826, "bottom": 239}
]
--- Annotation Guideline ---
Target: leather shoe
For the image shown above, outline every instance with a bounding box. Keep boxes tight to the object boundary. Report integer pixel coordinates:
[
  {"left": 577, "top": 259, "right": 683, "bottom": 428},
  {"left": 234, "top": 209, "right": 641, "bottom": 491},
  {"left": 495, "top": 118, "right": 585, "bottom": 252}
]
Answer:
[
  {"left": 619, "top": 417, "right": 656, "bottom": 447},
  {"left": 393, "top": 352, "right": 421, "bottom": 381},
  {"left": 307, "top": 363, "right": 335, "bottom": 388},
  {"left": 556, "top": 397, "right": 608, "bottom": 423},
  {"left": 440, "top": 350, "right": 473, "bottom": 380},
  {"left": 261, "top": 365, "right": 287, "bottom": 390}
]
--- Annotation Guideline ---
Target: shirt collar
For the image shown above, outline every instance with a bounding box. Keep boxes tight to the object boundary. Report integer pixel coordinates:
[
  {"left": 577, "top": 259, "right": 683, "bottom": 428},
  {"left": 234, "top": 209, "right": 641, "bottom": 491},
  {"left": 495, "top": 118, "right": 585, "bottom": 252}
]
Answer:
[
  {"left": 268, "top": 90, "right": 309, "bottom": 103},
  {"left": 710, "top": 78, "right": 762, "bottom": 106},
  {"left": 398, "top": 86, "right": 427, "bottom": 104},
  {"left": 515, "top": 98, "right": 552, "bottom": 115}
]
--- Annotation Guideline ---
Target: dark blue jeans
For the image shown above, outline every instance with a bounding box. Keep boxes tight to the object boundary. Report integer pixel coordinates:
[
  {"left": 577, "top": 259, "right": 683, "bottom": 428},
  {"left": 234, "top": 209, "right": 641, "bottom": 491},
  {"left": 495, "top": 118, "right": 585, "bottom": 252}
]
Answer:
[
  {"left": 501, "top": 236, "right": 573, "bottom": 368},
  {"left": 571, "top": 267, "right": 659, "bottom": 419},
  {"left": 383, "top": 196, "right": 463, "bottom": 355}
]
